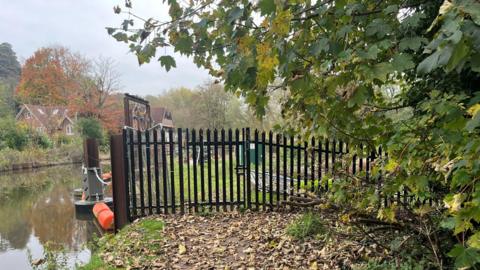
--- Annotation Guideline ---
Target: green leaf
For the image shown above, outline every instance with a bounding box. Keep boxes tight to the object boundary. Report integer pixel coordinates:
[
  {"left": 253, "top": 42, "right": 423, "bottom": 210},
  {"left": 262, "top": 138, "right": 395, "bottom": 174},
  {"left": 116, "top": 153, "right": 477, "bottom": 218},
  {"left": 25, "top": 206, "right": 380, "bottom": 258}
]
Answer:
[
  {"left": 371, "top": 62, "right": 393, "bottom": 82},
  {"left": 106, "top": 27, "right": 116, "bottom": 35},
  {"left": 468, "top": 232, "right": 480, "bottom": 249},
  {"left": 446, "top": 39, "right": 470, "bottom": 72},
  {"left": 383, "top": 5, "right": 398, "bottom": 15},
  {"left": 399, "top": 36, "right": 427, "bottom": 52},
  {"left": 357, "top": 45, "right": 379, "bottom": 60},
  {"left": 347, "top": 85, "right": 368, "bottom": 108},
  {"left": 227, "top": 7, "right": 243, "bottom": 24},
  {"left": 175, "top": 35, "right": 194, "bottom": 54},
  {"left": 417, "top": 50, "right": 441, "bottom": 74},
  {"left": 466, "top": 113, "right": 480, "bottom": 132},
  {"left": 440, "top": 217, "right": 456, "bottom": 230},
  {"left": 137, "top": 44, "right": 156, "bottom": 65},
  {"left": 258, "top": 0, "right": 275, "bottom": 15},
  {"left": 337, "top": 25, "right": 353, "bottom": 38},
  {"left": 310, "top": 38, "right": 329, "bottom": 56},
  {"left": 366, "top": 19, "right": 390, "bottom": 38},
  {"left": 471, "top": 53, "right": 480, "bottom": 72},
  {"left": 158, "top": 55, "right": 177, "bottom": 71},
  {"left": 112, "top": 32, "right": 129, "bottom": 43},
  {"left": 448, "top": 245, "right": 480, "bottom": 269},
  {"left": 385, "top": 159, "right": 398, "bottom": 172},
  {"left": 392, "top": 53, "right": 415, "bottom": 72},
  {"left": 451, "top": 169, "right": 470, "bottom": 188},
  {"left": 405, "top": 175, "right": 428, "bottom": 193}
]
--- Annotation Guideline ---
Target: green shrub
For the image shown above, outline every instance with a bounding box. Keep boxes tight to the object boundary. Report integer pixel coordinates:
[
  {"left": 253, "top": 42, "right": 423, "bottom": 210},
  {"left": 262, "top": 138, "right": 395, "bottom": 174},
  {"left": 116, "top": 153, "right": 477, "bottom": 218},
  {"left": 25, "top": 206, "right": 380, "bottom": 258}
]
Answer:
[
  {"left": 31, "top": 132, "right": 53, "bottom": 149},
  {"left": 75, "top": 118, "right": 104, "bottom": 141},
  {"left": 52, "top": 134, "right": 73, "bottom": 146},
  {"left": 287, "top": 212, "right": 325, "bottom": 240},
  {"left": 0, "top": 117, "right": 29, "bottom": 150}
]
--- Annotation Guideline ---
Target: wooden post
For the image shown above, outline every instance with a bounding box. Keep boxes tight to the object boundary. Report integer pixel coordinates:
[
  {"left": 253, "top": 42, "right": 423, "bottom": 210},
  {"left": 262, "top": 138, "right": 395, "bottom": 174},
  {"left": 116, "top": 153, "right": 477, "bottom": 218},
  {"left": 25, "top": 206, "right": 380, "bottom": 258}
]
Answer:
[
  {"left": 111, "top": 133, "right": 129, "bottom": 232},
  {"left": 84, "top": 138, "right": 100, "bottom": 168}
]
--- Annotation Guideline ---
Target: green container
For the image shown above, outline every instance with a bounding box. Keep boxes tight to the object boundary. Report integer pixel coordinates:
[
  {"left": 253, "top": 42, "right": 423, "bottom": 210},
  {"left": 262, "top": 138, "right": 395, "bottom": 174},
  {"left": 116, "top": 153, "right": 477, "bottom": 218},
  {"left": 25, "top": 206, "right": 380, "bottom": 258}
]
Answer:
[{"left": 239, "top": 143, "right": 263, "bottom": 166}]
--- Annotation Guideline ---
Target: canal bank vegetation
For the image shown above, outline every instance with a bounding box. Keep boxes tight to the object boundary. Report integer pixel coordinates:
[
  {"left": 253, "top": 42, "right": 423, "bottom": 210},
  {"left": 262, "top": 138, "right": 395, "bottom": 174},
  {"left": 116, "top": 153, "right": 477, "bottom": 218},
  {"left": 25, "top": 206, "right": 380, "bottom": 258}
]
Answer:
[
  {"left": 0, "top": 43, "right": 121, "bottom": 172},
  {"left": 0, "top": 116, "right": 112, "bottom": 172},
  {"left": 0, "top": 117, "right": 84, "bottom": 172},
  {"left": 79, "top": 218, "right": 164, "bottom": 270}
]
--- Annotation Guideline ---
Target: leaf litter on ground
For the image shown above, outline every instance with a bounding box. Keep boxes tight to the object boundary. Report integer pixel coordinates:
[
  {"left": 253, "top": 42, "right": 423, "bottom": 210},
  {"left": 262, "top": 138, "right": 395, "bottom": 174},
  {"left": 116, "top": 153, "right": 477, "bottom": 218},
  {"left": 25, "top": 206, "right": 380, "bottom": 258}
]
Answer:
[{"left": 94, "top": 210, "right": 400, "bottom": 269}]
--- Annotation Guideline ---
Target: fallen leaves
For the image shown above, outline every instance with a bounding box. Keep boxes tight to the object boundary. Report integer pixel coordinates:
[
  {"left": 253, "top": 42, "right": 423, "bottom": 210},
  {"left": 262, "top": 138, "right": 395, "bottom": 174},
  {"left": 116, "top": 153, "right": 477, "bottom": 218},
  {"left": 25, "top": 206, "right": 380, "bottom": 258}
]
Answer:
[
  {"left": 178, "top": 244, "right": 187, "bottom": 255},
  {"left": 93, "top": 210, "right": 398, "bottom": 269}
]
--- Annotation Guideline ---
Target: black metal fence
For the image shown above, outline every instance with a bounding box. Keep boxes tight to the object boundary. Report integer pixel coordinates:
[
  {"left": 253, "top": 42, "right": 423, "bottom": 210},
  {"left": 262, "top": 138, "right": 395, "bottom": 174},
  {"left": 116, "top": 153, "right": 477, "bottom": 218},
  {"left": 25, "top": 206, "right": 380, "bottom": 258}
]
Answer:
[{"left": 117, "top": 127, "right": 386, "bottom": 221}]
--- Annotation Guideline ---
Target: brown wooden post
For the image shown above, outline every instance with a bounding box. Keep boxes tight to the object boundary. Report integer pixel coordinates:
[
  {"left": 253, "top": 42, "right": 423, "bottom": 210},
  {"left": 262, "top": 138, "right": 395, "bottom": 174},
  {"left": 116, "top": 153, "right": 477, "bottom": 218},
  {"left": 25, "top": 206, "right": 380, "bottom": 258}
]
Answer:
[
  {"left": 111, "top": 133, "right": 129, "bottom": 232},
  {"left": 84, "top": 138, "right": 100, "bottom": 168}
]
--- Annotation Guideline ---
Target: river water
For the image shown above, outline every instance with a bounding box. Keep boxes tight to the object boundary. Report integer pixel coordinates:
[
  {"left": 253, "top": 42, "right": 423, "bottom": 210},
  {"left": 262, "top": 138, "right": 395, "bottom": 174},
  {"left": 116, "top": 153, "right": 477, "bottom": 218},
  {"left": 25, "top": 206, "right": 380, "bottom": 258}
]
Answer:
[{"left": 0, "top": 165, "right": 103, "bottom": 269}]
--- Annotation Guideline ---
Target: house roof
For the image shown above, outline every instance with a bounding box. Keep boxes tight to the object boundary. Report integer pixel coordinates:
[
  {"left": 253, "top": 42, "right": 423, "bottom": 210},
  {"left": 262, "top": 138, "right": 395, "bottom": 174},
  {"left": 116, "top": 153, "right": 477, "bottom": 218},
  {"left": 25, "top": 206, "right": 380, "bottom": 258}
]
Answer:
[
  {"left": 151, "top": 107, "right": 174, "bottom": 128},
  {"left": 16, "top": 104, "right": 73, "bottom": 129}
]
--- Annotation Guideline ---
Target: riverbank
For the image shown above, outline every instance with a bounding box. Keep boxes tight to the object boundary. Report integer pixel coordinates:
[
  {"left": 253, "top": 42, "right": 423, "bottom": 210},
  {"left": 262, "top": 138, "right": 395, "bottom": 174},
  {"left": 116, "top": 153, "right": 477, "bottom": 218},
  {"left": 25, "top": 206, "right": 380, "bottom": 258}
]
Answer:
[{"left": 0, "top": 143, "right": 83, "bottom": 172}]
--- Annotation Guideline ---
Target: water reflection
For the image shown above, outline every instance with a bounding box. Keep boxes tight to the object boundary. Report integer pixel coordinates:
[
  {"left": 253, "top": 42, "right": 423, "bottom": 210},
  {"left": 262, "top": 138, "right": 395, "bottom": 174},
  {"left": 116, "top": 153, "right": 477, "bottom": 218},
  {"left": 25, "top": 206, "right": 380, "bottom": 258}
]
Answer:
[{"left": 0, "top": 165, "right": 101, "bottom": 269}]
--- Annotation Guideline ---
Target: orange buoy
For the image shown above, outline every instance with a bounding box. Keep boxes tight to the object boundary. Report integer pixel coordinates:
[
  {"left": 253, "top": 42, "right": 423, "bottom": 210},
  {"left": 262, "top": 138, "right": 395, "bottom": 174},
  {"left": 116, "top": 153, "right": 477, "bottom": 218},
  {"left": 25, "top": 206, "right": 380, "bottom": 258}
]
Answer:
[
  {"left": 92, "top": 202, "right": 114, "bottom": 230},
  {"left": 102, "top": 172, "right": 112, "bottom": 181}
]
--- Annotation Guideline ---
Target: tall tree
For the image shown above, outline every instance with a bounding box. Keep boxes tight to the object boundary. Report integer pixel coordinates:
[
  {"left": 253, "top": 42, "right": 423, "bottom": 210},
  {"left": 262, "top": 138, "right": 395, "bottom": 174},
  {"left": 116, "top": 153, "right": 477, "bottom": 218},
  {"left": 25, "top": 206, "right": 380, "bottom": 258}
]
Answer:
[
  {"left": 195, "top": 82, "right": 235, "bottom": 130},
  {"left": 110, "top": 0, "right": 480, "bottom": 266},
  {"left": 70, "top": 57, "right": 123, "bottom": 132},
  {"left": 0, "top": 43, "right": 21, "bottom": 81},
  {"left": 16, "top": 48, "right": 122, "bottom": 132},
  {"left": 15, "top": 46, "right": 89, "bottom": 106},
  {"left": 146, "top": 82, "right": 276, "bottom": 130},
  {"left": 0, "top": 42, "right": 21, "bottom": 117},
  {"left": 146, "top": 87, "right": 198, "bottom": 128}
]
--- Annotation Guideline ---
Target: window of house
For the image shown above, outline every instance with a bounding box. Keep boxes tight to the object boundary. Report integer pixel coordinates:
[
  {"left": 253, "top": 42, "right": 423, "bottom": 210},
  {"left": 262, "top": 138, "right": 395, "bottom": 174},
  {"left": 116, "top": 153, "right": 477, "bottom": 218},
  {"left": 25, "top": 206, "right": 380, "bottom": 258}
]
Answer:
[
  {"left": 25, "top": 111, "right": 31, "bottom": 119},
  {"left": 66, "top": 124, "right": 73, "bottom": 135}
]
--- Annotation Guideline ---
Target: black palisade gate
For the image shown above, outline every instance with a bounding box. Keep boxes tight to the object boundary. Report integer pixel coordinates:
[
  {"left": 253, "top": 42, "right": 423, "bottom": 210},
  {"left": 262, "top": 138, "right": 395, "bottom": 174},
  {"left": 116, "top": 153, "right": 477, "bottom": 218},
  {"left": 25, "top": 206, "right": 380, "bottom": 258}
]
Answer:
[{"left": 119, "top": 127, "right": 395, "bottom": 221}]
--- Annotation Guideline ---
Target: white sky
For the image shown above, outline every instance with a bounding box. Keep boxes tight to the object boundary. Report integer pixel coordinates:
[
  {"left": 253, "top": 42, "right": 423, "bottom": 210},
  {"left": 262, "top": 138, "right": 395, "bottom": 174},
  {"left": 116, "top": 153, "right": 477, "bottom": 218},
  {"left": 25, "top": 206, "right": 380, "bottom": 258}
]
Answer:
[{"left": 0, "top": 0, "right": 211, "bottom": 96}]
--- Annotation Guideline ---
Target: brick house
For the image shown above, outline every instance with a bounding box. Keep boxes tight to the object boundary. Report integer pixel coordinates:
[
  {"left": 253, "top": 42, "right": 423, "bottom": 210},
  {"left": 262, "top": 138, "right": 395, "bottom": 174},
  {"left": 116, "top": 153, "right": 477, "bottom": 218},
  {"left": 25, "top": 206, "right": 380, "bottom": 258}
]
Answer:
[
  {"left": 15, "top": 104, "right": 75, "bottom": 136},
  {"left": 151, "top": 107, "right": 174, "bottom": 130}
]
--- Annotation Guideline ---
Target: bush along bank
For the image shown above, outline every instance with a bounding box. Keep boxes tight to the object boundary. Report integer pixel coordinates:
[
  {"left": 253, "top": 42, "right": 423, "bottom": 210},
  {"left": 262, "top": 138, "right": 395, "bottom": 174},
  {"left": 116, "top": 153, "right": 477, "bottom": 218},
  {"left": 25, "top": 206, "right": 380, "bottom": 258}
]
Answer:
[
  {"left": 0, "top": 116, "right": 89, "bottom": 172},
  {"left": 0, "top": 143, "right": 84, "bottom": 172}
]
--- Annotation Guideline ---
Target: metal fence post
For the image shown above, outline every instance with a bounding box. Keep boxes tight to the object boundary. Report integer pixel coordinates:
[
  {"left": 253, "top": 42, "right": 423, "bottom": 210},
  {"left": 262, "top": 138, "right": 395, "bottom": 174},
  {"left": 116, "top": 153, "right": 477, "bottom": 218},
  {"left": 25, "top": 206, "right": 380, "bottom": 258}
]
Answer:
[{"left": 111, "top": 133, "right": 129, "bottom": 232}]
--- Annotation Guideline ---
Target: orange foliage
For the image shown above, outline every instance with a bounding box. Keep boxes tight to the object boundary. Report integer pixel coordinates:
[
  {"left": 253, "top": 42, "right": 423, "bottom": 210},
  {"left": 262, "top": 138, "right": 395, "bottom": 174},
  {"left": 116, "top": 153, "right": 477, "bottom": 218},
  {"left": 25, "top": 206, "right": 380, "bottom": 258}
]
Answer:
[
  {"left": 16, "top": 47, "right": 88, "bottom": 106},
  {"left": 16, "top": 47, "right": 123, "bottom": 132}
]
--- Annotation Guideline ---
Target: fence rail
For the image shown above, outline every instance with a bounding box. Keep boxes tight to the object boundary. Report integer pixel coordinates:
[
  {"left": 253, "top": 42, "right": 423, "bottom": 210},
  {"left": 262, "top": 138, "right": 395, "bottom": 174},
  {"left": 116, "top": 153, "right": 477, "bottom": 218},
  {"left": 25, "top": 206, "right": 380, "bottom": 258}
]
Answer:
[{"left": 116, "top": 127, "right": 390, "bottom": 221}]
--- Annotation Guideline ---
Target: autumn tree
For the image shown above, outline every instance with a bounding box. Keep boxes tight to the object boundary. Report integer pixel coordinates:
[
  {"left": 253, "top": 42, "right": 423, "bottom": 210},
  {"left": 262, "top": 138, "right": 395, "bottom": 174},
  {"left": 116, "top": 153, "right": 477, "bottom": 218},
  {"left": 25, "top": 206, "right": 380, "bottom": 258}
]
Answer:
[
  {"left": 16, "top": 47, "right": 122, "bottom": 132},
  {"left": 110, "top": 0, "right": 480, "bottom": 267},
  {"left": 16, "top": 46, "right": 89, "bottom": 106}
]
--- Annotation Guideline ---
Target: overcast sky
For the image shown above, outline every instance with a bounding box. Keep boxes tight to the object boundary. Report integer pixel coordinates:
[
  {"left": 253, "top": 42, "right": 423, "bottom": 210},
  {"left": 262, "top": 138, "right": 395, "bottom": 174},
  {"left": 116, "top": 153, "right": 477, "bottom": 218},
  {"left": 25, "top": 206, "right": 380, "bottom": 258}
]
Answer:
[{"left": 0, "top": 0, "right": 211, "bottom": 96}]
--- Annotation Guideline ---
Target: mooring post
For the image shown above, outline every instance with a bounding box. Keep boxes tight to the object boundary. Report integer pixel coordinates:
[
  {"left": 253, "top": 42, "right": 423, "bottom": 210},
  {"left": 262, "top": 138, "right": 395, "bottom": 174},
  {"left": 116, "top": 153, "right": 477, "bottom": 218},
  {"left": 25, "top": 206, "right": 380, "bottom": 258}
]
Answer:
[
  {"left": 84, "top": 138, "right": 100, "bottom": 168},
  {"left": 110, "top": 134, "right": 129, "bottom": 232},
  {"left": 83, "top": 139, "right": 103, "bottom": 201}
]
